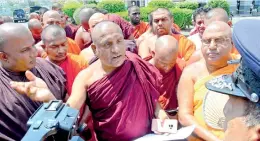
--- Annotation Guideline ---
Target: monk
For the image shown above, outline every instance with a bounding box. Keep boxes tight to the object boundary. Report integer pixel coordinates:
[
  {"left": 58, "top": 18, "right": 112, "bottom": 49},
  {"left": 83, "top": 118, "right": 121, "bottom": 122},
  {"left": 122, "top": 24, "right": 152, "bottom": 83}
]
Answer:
[
  {"left": 139, "top": 8, "right": 195, "bottom": 62},
  {"left": 177, "top": 21, "right": 238, "bottom": 141},
  {"left": 41, "top": 25, "right": 88, "bottom": 96},
  {"left": 146, "top": 35, "right": 185, "bottom": 112},
  {"left": 80, "top": 13, "right": 138, "bottom": 64},
  {"left": 29, "top": 12, "right": 40, "bottom": 20},
  {"left": 35, "top": 10, "right": 81, "bottom": 57},
  {"left": 66, "top": 21, "right": 169, "bottom": 140},
  {"left": 0, "top": 23, "right": 67, "bottom": 141},
  {"left": 188, "top": 7, "right": 211, "bottom": 50},
  {"left": 52, "top": 2, "right": 63, "bottom": 12},
  {"left": 38, "top": 7, "right": 48, "bottom": 23},
  {"left": 187, "top": 8, "right": 239, "bottom": 65},
  {"left": 128, "top": 5, "right": 149, "bottom": 39},
  {"left": 74, "top": 8, "right": 95, "bottom": 50},
  {"left": 28, "top": 19, "right": 42, "bottom": 44}
]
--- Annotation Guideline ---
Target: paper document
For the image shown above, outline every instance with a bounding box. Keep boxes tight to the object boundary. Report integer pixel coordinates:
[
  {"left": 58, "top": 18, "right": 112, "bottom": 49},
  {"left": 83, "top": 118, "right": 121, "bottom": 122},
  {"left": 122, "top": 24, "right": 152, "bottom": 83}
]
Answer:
[{"left": 134, "top": 125, "right": 195, "bottom": 141}]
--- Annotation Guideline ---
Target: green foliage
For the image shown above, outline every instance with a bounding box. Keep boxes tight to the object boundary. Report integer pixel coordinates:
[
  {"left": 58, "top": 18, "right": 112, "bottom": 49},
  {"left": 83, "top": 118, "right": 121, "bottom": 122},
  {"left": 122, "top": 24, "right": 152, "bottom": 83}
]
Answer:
[
  {"left": 116, "top": 7, "right": 193, "bottom": 29},
  {"left": 147, "top": 0, "right": 175, "bottom": 8},
  {"left": 97, "top": 0, "right": 125, "bottom": 13},
  {"left": 175, "top": 1, "right": 199, "bottom": 10},
  {"left": 205, "top": 0, "right": 230, "bottom": 15},
  {"left": 62, "top": 0, "right": 83, "bottom": 18}
]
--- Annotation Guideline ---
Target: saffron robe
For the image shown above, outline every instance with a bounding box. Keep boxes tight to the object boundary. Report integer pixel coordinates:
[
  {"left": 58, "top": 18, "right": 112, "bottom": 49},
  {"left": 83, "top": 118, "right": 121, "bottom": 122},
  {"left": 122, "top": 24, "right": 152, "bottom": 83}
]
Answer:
[{"left": 133, "top": 21, "right": 149, "bottom": 39}]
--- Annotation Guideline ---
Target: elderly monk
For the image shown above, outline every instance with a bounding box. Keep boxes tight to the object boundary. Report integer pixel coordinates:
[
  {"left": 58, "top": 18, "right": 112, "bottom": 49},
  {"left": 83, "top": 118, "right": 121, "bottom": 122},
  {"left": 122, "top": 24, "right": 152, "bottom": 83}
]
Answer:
[
  {"left": 0, "top": 23, "right": 67, "bottom": 141},
  {"left": 74, "top": 8, "right": 95, "bottom": 50},
  {"left": 187, "top": 8, "right": 239, "bottom": 65},
  {"left": 139, "top": 8, "right": 195, "bottom": 62},
  {"left": 146, "top": 35, "right": 185, "bottom": 112},
  {"left": 28, "top": 19, "right": 42, "bottom": 44},
  {"left": 177, "top": 21, "right": 238, "bottom": 141},
  {"left": 66, "top": 21, "right": 169, "bottom": 140},
  {"left": 80, "top": 13, "right": 138, "bottom": 64},
  {"left": 128, "top": 5, "right": 149, "bottom": 39},
  {"left": 188, "top": 7, "right": 211, "bottom": 50},
  {"left": 42, "top": 25, "right": 88, "bottom": 96},
  {"left": 35, "top": 10, "right": 81, "bottom": 57},
  {"left": 29, "top": 12, "right": 40, "bottom": 20}
]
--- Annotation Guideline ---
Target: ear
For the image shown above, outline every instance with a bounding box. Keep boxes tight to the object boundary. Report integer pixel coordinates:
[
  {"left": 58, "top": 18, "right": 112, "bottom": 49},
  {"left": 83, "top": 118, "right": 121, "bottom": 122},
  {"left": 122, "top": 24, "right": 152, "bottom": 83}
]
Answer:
[
  {"left": 0, "top": 52, "right": 8, "bottom": 62},
  {"left": 228, "top": 20, "right": 233, "bottom": 27},
  {"left": 251, "top": 125, "right": 260, "bottom": 140},
  {"left": 91, "top": 44, "right": 97, "bottom": 55},
  {"left": 151, "top": 50, "right": 155, "bottom": 57}
]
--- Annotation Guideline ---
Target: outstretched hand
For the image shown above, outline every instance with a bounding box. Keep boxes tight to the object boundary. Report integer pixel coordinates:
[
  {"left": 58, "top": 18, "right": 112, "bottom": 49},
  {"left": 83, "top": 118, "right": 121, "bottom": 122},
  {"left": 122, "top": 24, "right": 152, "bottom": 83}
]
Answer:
[{"left": 10, "top": 70, "right": 56, "bottom": 102}]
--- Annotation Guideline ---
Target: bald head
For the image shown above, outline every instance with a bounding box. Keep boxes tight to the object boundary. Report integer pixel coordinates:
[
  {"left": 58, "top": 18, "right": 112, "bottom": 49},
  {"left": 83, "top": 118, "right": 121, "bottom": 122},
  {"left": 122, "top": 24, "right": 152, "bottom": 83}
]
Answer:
[
  {"left": 203, "top": 21, "right": 231, "bottom": 39},
  {"left": 205, "top": 8, "right": 229, "bottom": 26},
  {"left": 52, "top": 3, "right": 62, "bottom": 11},
  {"left": 153, "top": 35, "right": 178, "bottom": 73},
  {"left": 91, "top": 21, "right": 123, "bottom": 44},
  {"left": 41, "top": 25, "right": 66, "bottom": 44},
  {"left": 79, "top": 8, "right": 96, "bottom": 22},
  {"left": 42, "top": 10, "right": 61, "bottom": 27},
  {"left": 0, "top": 23, "right": 33, "bottom": 51},
  {"left": 89, "top": 13, "right": 105, "bottom": 30},
  {"left": 28, "top": 19, "right": 42, "bottom": 30},
  {"left": 29, "top": 12, "right": 40, "bottom": 20}
]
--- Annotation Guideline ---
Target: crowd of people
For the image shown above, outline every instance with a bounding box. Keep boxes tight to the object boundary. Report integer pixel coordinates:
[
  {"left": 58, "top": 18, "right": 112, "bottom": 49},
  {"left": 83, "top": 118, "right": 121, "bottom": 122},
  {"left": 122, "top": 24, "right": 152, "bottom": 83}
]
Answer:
[{"left": 0, "top": 2, "right": 260, "bottom": 141}]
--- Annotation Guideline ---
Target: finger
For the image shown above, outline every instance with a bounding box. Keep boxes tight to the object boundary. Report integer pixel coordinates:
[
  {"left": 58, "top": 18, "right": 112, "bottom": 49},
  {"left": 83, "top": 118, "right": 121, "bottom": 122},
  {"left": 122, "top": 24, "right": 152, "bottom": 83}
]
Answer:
[
  {"left": 10, "top": 81, "right": 28, "bottom": 94},
  {"left": 25, "top": 70, "right": 36, "bottom": 81}
]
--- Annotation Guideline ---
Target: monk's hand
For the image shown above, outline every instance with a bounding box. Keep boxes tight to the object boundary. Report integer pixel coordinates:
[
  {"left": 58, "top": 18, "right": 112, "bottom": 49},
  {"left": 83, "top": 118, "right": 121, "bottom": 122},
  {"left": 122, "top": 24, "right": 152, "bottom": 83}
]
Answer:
[
  {"left": 154, "top": 103, "right": 170, "bottom": 134},
  {"left": 10, "top": 70, "right": 56, "bottom": 102}
]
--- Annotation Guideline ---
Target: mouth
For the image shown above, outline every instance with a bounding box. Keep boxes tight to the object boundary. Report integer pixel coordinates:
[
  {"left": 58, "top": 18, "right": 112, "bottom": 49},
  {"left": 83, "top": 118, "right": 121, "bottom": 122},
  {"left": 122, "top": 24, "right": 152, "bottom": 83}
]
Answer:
[
  {"left": 208, "top": 53, "right": 219, "bottom": 58},
  {"left": 112, "top": 55, "right": 122, "bottom": 60}
]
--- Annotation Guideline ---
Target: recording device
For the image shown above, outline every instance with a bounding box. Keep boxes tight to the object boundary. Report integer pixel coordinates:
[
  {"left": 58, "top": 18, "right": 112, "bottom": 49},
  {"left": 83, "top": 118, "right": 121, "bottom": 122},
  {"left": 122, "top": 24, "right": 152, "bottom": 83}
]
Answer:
[
  {"left": 151, "top": 119, "right": 178, "bottom": 134},
  {"left": 22, "top": 100, "right": 88, "bottom": 141}
]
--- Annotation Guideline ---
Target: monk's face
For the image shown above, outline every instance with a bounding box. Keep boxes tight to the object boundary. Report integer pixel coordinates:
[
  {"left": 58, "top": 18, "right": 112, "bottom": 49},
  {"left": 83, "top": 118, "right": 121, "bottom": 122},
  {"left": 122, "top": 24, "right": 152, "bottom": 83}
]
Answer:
[
  {"left": 223, "top": 96, "right": 254, "bottom": 141},
  {"left": 45, "top": 34, "right": 68, "bottom": 63},
  {"left": 94, "top": 26, "right": 126, "bottom": 68},
  {"left": 2, "top": 30, "right": 37, "bottom": 72},
  {"left": 201, "top": 25, "right": 232, "bottom": 63},
  {"left": 43, "top": 14, "right": 62, "bottom": 28},
  {"left": 195, "top": 13, "right": 206, "bottom": 37},
  {"left": 129, "top": 7, "right": 140, "bottom": 25},
  {"left": 152, "top": 11, "right": 173, "bottom": 36},
  {"left": 154, "top": 50, "right": 177, "bottom": 74},
  {"left": 60, "top": 13, "right": 67, "bottom": 28},
  {"left": 30, "top": 26, "right": 42, "bottom": 41}
]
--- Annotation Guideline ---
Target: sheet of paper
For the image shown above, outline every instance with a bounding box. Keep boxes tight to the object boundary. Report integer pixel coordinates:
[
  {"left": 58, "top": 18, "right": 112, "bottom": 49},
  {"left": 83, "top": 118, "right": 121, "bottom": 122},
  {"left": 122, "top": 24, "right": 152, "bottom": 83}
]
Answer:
[{"left": 134, "top": 125, "right": 195, "bottom": 141}]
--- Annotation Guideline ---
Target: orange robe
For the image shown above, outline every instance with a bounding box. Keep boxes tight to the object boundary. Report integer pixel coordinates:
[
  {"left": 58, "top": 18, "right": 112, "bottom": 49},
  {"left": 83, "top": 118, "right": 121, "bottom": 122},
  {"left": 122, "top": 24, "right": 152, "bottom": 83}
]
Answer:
[
  {"left": 59, "top": 53, "right": 88, "bottom": 95},
  {"left": 173, "top": 23, "right": 181, "bottom": 33},
  {"left": 172, "top": 34, "right": 196, "bottom": 61},
  {"left": 67, "top": 37, "right": 81, "bottom": 55},
  {"left": 133, "top": 21, "right": 149, "bottom": 39}
]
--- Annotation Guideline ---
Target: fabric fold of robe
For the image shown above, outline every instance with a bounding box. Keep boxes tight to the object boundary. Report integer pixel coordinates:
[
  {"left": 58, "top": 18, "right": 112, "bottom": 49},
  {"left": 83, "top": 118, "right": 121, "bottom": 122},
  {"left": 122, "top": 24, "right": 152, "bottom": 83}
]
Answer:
[
  {"left": 67, "top": 37, "right": 81, "bottom": 55},
  {"left": 0, "top": 58, "right": 67, "bottom": 141},
  {"left": 87, "top": 52, "right": 161, "bottom": 141},
  {"left": 188, "top": 64, "right": 237, "bottom": 141},
  {"left": 59, "top": 53, "right": 88, "bottom": 95},
  {"left": 158, "top": 59, "right": 185, "bottom": 110}
]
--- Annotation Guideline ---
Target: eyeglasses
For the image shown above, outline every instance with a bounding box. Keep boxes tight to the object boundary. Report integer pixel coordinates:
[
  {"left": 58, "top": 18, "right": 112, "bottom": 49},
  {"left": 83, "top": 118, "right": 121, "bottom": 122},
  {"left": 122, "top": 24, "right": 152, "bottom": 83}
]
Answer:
[{"left": 202, "top": 37, "right": 231, "bottom": 46}]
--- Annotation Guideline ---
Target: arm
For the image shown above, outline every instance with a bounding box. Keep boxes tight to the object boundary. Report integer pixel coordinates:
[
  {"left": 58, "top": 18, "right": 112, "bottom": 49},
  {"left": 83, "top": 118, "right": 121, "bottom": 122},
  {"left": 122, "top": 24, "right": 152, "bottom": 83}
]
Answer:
[
  {"left": 138, "top": 40, "right": 150, "bottom": 59},
  {"left": 66, "top": 69, "right": 90, "bottom": 110},
  {"left": 177, "top": 67, "right": 221, "bottom": 141}
]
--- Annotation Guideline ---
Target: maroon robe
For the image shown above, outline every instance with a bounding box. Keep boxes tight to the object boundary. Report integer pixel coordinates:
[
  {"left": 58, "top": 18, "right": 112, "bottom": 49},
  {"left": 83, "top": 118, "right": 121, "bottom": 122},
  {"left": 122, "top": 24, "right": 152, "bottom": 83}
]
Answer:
[
  {"left": 0, "top": 58, "right": 67, "bottom": 141},
  {"left": 159, "top": 59, "right": 185, "bottom": 110},
  {"left": 87, "top": 52, "right": 161, "bottom": 141},
  {"left": 65, "top": 24, "right": 79, "bottom": 40}
]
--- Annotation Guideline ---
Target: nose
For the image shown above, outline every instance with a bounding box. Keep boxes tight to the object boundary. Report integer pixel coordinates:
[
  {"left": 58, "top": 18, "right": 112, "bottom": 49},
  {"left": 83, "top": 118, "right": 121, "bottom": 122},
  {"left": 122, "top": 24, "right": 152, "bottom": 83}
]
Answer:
[
  {"left": 57, "top": 46, "right": 66, "bottom": 54},
  {"left": 111, "top": 44, "right": 120, "bottom": 54},
  {"left": 158, "top": 20, "right": 163, "bottom": 26},
  {"left": 136, "top": 14, "right": 140, "bottom": 18},
  {"left": 30, "top": 47, "right": 37, "bottom": 58},
  {"left": 209, "top": 39, "right": 217, "bottom": 50}
]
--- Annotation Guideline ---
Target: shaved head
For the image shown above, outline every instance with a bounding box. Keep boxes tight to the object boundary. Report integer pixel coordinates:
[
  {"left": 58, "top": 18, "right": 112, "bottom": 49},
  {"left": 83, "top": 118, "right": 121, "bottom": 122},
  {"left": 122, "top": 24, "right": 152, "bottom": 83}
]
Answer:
[
  {"left": 205, "top": 8, "right": 229, "bottom": 26},
  {"left": 91, "top": 21, "right": 123, "bottom": 45},
  {"left": 29, "top": 12, "right": 40, "bottom": 20},
  {"left": 203, "top": 21, "right": 231, "bottom": 39},
  {"left": 42, "top": 10, "right": 61, "bottom": 27},
  {"left": 89, "top": 13, "right": 105, "bottom": 30},
  {"left": 0, "top": 23, "right": 36, "bottom": 71},
  {"left": 28, "top": 19, "right": 42, "bottom": 30},
  {"left": 1, "top": 16, "right": 13, "bottom": 23},
  {"left": 52, "top": 3, "right": 62, "bottom": 11},
  {"left": 41, "top": 25, "right": 66, "bottom": 44},
  {"left": 79, "top": 8, "right": 96, "bottom": 22},
  {"left": 154, "top": 35, "right": 178, "bottom": 73}
]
